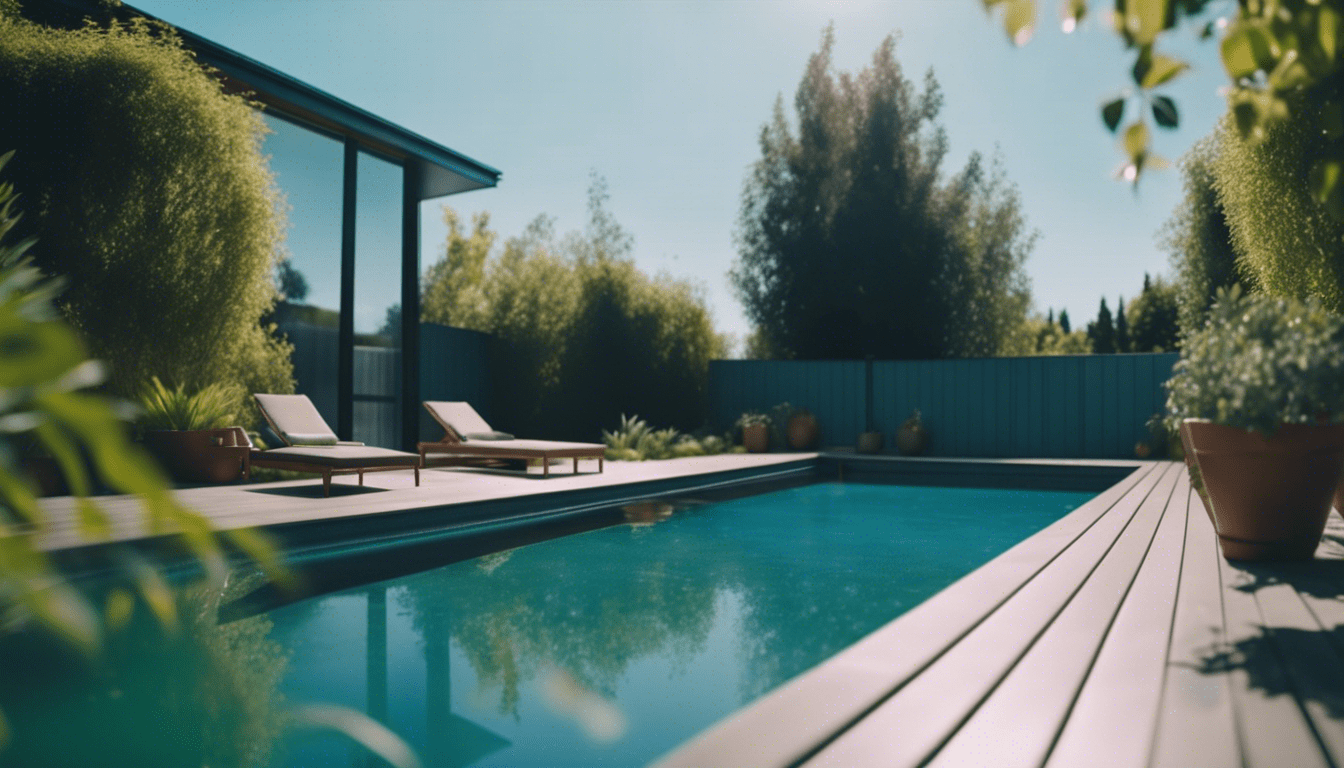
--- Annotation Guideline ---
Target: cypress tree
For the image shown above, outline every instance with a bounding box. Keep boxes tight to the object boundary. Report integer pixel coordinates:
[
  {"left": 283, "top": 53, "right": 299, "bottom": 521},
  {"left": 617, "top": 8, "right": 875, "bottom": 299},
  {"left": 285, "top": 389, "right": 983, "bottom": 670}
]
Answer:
[
  {"left": 1115, "top": 297, "right": 1129, "bottom": 353},
  {"left": 1059, "top": 308, "right": 1071, "bottom": 334},
  {"left": 1087, "top": 298, "right": 1115, "bottom": 353}
]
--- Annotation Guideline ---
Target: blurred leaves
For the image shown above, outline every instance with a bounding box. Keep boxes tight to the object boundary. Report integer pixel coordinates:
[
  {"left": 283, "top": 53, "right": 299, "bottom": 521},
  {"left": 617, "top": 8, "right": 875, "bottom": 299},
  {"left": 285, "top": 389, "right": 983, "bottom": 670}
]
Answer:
[{"left": 986, "top": 0, "right": 1344, "bottom": 214}]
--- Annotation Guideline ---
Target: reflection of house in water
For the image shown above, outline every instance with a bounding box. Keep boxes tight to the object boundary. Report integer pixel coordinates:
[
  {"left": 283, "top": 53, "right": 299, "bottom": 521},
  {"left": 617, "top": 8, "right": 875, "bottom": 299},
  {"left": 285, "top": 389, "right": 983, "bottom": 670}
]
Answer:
[{"left": 367, "top": 585, "right": 511, "bottom": 767}]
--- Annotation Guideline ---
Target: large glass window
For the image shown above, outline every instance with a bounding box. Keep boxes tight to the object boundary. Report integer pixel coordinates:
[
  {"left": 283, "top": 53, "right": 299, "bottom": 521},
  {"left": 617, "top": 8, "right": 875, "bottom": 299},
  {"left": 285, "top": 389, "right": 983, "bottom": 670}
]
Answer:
[
  {"left": 263, "top": 115, "right": 344, "bottom": 430},
  {"left": 352, "top": 150, "right": 405, "bottom": 448}
]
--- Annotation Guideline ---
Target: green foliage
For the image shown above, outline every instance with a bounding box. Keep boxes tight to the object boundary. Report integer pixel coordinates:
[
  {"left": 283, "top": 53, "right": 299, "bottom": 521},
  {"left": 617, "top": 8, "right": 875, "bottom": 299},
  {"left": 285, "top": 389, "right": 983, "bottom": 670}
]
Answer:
[
  {"left": 422, "top": 177, "right": 727, "bottom": 440},
  {"left": 1114, "top": 298, "right": 1130, "bottom": 352},
  {"left": 1161, "top": 134, "right": 1249, "bottom": 336},
  {"left": 1086, "top": 298, "right": 1116, "bottom": 353},
  {"left": 601, "top": 414, "right": 737, "bottom": 461},
  {"left": 0, "top": 13, "right": 294, "bottom": 421},
  {"left": 999, "top": 313, "right": 1093, "bottom": 355},
  {"left": 135, "top": 376, "right": 238, "bottom": 432},
  {"left": 986, "top": 0, "right": 1344, "bottom": 212},
  {"left": 1165, "top": 287, "right": 1344, "bottom": 435},
  {"left": 1127, "top": 273, "right": 1181, "bottom": 352},
  {"left": 731, "top": 27, "right": 1034, "bottom": 360},
  {"left": 1212, "top": 113, "right": 1344, "bottom": 312}
]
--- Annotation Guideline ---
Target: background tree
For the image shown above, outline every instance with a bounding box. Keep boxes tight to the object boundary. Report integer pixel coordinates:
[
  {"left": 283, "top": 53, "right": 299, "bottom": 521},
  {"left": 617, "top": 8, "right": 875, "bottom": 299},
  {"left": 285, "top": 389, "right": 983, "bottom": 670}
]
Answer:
[
  {"left": 1000, "top": 314, "right": 1093, "bottom": 355},
  {"left": 1115, "top": 297, "right": 1130, "bottom": 352},
  {"left": 1128, "top": 273, "right": 1182, "bottom": 352},
  {"left": 421, "top": 178, "right": 727, "bottom": 439},
  {"left": 731, "top": 27, "right": 1034, "bottom": 360},
  {"left": 1160, "top": 135, "right": 1248, "bottom": 335},
  {"left": 1087, "top": 297, "right": 1115, "bottom": 354},
  {"left": 0, "top": 11, "right": 294, "bottom": 415},
  {"left": 1059, "top": 308, "right": 1072, "bottom": 334},
  {"left": 275, "top": 260, "right": 309, "bottom": 303}
]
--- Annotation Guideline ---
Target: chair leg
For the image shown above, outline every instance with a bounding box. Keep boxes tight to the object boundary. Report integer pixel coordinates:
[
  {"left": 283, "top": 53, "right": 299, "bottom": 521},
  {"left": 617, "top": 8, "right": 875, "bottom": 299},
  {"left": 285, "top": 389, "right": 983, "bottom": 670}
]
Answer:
[
  {"left": 323, "top": 471, "right": 332, "bottom": 497},
  {"left": 359, "top": 470, "right": 365, "bottom": 486},
  {"left": 544, "top": 458, "right": 550, "bottom": 478},
  {"left": 414, "top": 466, "right": 420, "bottom": 487},
  {"left": 573, "top": 457, "right": 578, "bottom": 474},
  {"left": 599, "top": 457, "right": 604, "bottom": 473}
]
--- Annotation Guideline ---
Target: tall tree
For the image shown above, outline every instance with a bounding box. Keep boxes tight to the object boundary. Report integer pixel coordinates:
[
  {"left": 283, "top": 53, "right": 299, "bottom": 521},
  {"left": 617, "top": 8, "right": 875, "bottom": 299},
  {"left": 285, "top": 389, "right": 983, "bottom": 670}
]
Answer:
[
  {"left": 1128, "top": 273, "right": 1181, "bottom": 352},
  {"left": 731, "top": 27, "right": 1034, "bottom": 360},
  {"left": 1058, "top": 308, "right": 1071, "bottom": 334},
  {"left": 1087, "top": 298, "right": 1115, "bottom": 354},
  {"left": 1114, "top": 297, "right": 1129, "bottom": 353}
]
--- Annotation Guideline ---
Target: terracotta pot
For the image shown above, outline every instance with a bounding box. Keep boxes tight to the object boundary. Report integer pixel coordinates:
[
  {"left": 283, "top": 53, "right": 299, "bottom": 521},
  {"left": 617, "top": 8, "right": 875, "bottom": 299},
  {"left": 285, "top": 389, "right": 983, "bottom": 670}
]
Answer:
[
  {"left": 856, "top": 431, "right": 884, "bottom": 454},
  {"left": 1184, "top": 420, "right": 1344, "bottom": 561},
  {"left": 786, "top": 413, "right": 819, "bottom": 450},
  {"left": 896, "top": 424, "right": 928, "bottom": 456},
  {"left": 143, "top": 427, "right": 249, "bottom": 484},
  {"left": 742, "top": 423, "right": 770, "bottom": 453},
  {"left": 1178, "top": 421, "right": 1215, "bottom": 529}
]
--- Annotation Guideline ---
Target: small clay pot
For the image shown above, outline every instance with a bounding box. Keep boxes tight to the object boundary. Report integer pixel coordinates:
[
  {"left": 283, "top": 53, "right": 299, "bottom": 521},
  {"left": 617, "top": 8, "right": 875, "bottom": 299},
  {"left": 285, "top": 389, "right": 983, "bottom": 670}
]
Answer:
[
  {"left": 856, "top": 431, "right": 884, "bottom": 454},
  {"left": 1185, "top": 420, "right": 1344, "bottom": 560},
  {"left": 896, "top": 424, "right": 928, "bottom": 456},
  {"left": 742, "top": 423, "right": 770, "bottom": 453},
  {"left": 786, "top": 413, "right": 819, "bottom": 450}
]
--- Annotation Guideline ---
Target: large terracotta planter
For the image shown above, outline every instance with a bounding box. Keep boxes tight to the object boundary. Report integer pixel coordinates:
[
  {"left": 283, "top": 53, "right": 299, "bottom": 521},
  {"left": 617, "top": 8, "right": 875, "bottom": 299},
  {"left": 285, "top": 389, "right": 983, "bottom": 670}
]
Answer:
[
  {"left": 143, "top": 427, "right": 250, "bottom": 484},
  {"left": 1184, "top": 420, "right": 1344, "bottom": 560},
  {"left": 787, "top": 413, "right": 819, "bottom": 450},
  {"left": 1178, "top": 421, "right": 1215, "bottom": 528},
  {"left": 742, "top": 423, "right": 770, "bottom": 453}
]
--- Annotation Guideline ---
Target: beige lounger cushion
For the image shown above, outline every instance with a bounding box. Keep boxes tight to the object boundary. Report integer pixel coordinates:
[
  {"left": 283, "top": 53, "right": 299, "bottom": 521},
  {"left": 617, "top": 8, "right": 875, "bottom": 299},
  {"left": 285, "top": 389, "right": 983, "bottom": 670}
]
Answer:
[
  {"left": 423, "top": 401, "right": 494, "bottom": 441},
  {"left": 255, "top": 393, "right": 340, "bottom": 446},
  {"left": 254, "top": 445, "right": 418, "bottom": 468}
]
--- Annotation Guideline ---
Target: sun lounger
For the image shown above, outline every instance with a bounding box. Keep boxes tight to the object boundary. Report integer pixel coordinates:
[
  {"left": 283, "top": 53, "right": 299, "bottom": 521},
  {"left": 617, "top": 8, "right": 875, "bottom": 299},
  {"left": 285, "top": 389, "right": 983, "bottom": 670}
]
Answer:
[
  {"left": 418, "top": 401, "right": 605, "bottom": 477},
  {"left": 247, "top": 393, "right": 421, "bottom": 497}
]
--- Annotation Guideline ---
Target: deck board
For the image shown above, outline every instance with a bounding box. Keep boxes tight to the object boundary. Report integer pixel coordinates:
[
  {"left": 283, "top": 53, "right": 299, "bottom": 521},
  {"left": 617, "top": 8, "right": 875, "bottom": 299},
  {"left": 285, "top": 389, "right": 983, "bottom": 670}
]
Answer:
[{"left": 657, "top": 460, "right": 1344, "bottom": 768}]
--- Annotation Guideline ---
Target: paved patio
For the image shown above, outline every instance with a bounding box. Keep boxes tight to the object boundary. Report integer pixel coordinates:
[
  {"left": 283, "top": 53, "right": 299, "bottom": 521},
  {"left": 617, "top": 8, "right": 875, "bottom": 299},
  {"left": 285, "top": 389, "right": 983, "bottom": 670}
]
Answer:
[{"left": 34, "top": 452, "right": 817, "bottom": 553}]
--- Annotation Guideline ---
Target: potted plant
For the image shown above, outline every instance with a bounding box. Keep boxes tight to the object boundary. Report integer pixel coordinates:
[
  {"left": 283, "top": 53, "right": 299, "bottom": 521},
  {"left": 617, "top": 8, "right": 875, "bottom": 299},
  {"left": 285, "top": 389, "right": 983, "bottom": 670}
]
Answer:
[
  {"left": 770, "top": 402, "right": 820, "bottom": 450},
  {"left": 137, "top": 377, "right": 249, "bottom": 484},
  {"left": 896, "top": 409, "right": 929, "bottom": 456},
  {"left": 735, "top": 411, "right": 771, "bottom": 453},
  {"left": 1165, "top": 287, "right": 1344, "bottom": 560}
]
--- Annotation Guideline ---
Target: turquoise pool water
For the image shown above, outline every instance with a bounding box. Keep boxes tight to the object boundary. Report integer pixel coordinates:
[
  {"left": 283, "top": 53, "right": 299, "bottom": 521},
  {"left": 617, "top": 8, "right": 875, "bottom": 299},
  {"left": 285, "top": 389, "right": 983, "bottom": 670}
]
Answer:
[
  {"left": 268, "top": 481, "right": 1095, "bottom": 767},
  {"left": 0, "top": 481, "right": 1097, "bottom": 767}
]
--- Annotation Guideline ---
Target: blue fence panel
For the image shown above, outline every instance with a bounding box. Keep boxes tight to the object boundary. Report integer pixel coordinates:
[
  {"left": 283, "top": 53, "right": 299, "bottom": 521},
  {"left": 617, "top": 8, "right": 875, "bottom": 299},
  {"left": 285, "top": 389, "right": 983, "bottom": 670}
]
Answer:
[
  {"left": 418, "top": 323, "right": 494, "bottom": 443},
  {"left": 708, "top": 353, "right": 1179, "bottom": 458}
]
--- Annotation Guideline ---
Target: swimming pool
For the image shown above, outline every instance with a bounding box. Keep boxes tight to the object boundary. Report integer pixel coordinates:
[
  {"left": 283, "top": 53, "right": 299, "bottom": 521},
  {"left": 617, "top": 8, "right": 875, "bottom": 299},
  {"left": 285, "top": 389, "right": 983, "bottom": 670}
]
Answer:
[
  {"left": 267, "top": 480, "right": 1096, "bottom": 767},
  {"left": 0, "top": 477, "right": 1099, "bottom": 767}
]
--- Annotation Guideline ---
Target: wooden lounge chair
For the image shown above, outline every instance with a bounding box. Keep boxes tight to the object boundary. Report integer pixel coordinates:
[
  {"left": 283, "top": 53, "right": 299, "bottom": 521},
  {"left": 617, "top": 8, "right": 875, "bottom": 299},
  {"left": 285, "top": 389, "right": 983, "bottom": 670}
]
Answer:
[
  {"left": 247, "top": 393, "right": 420, "bottom": 497},
  {"left": 418, "top": 401, "right": 605, "bottom": 477}
]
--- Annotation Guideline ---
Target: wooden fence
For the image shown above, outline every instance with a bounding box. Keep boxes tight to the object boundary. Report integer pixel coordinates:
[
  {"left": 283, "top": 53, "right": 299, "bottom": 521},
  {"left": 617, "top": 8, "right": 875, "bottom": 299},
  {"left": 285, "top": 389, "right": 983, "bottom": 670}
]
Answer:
[{"left": 708, "top": 354, "right": 1180, "bottom": 459}]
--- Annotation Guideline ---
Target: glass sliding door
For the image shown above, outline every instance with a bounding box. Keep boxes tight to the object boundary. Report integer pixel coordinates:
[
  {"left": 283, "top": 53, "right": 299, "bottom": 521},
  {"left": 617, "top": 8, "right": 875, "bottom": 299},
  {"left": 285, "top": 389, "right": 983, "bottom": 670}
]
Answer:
[
  {"left": 263, "top": 114, "right": 344, "bottom": 430},
  {"left": 352, "top": 149, "right": 405, "bottom": 448}
]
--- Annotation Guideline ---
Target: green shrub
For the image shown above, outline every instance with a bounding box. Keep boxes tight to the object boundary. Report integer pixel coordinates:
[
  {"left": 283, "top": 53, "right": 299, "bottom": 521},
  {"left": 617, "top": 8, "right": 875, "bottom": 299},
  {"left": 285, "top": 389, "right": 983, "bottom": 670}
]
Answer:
[
  {"left": 1165, "top": 287, "right": 1344, "bottom": 435},
  {"left": 135, "top": 376, "right": 239, "bottom": 432},
  {"left": 423, "top": 179, "right": 726, "bottom": 441},
  {"left": 0, "top": 13, "right": 294, "bottom": 421},
  {"left": 602, "top": 413, "right": 735, "bottom": 461},
  {"left": 1162, "top": 134, "right": 1250, "bottom": 336},
  {"left": 1212, "top": 113, "right": 1344, "bottom": 311}
]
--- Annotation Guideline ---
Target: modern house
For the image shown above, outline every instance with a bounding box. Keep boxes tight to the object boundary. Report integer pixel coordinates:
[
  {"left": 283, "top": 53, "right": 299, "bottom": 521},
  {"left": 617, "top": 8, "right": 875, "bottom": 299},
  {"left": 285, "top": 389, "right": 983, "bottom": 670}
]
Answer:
[{"left": 51, "top": 0, "right": 502, "bottom": 450}]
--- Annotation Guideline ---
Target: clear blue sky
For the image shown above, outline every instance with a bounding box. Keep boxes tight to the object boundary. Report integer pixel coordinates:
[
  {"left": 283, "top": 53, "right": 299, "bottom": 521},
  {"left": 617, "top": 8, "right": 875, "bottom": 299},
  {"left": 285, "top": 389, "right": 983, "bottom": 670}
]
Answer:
[{"left": 132, "top": 0, "right": 1229, "bottom": 349}]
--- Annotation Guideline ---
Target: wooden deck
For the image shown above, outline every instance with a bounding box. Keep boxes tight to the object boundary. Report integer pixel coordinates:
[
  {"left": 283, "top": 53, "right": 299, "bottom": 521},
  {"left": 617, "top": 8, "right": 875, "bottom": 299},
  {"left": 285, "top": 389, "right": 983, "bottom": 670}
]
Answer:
[{"left": 656, "top": 461, "right": 1344, "bottom": 768}]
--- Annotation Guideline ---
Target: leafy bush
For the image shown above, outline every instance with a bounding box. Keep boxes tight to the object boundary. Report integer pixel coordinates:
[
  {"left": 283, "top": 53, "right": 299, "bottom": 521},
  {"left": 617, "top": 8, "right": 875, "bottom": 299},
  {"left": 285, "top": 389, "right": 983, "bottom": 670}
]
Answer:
[
  {"left": 1212, "top": 113, "right": 1344, "bottom": 312},
  {"left": 601, "top": 414, "right": 738, "bottom": 461},
  {"left": 1165, "top": 287, "right": 1344, "bottom": 435},
  {"left": 1161, "top": 134, "right": 1250, "bottom": 337},
  {"left": 135, "top": 377, "right": 239, "bottom": 432},
  {"left": 0, "top": 12, "right": 294, "bottom": 421},
  {"left": 422, "top": 178, "right": 727, "bottom": 440}
]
